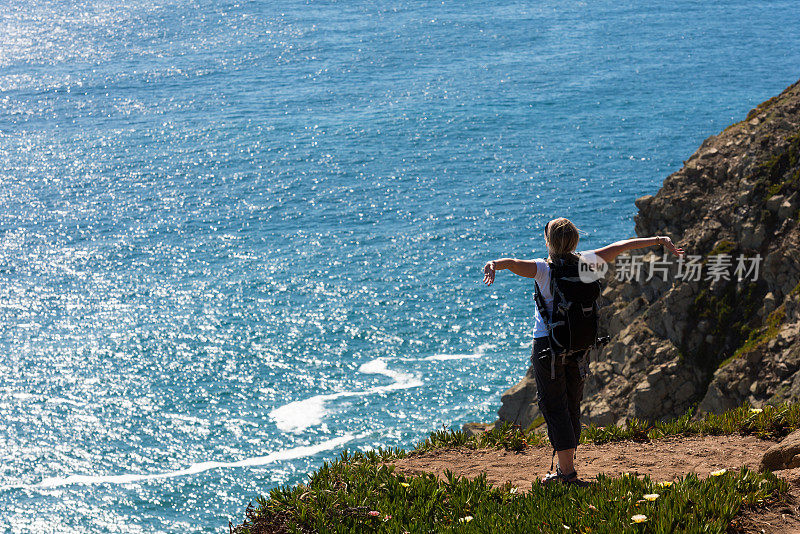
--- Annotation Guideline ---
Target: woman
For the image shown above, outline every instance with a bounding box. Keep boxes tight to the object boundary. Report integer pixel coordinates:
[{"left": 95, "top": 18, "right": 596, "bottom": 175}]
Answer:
[{"left": 483, "top": 217, "right": 683, "bottom": 484}]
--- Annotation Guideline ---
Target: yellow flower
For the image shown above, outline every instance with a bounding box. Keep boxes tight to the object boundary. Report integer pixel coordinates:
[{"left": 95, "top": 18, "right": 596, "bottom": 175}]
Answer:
[
  {"left": 750, "top": 408, "right": 763, "bottom": 414},
  {"left": 458, "top": 516, "right": 473, "bottom": 523},
  {"left": 710, "top": 469, "right": 727, "bottom": 477},
  {"left": 631, "top": 514, "right": 647, "bottom": 523},
  {"left": 643, "top": 493, "right": 659, "bottom": 501},
  {"left": 658, "top": 481, "right": 673, "bottom": 487},
  {"left": 399, "top": 482, "right": 410, "bottom": 487}
]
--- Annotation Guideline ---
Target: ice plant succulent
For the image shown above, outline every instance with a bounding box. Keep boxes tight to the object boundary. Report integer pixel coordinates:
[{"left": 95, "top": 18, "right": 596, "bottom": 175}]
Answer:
[{"left": 234, "top": 404, "right": 800, "bottom": 533}]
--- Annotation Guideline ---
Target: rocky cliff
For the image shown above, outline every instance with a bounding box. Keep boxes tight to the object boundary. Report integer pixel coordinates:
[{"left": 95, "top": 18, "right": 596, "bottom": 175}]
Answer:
[{"left": 495, "top": 78, "right": 800, "bottom": 431}]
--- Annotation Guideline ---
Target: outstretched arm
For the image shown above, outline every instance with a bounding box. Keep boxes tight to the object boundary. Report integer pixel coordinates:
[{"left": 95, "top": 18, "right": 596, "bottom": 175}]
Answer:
[
  {"left": 592, "top": 236, "right": 684, "bottom": 263},
  {"left": 483, "top": 258, "right": 538, "bottom": 286}
]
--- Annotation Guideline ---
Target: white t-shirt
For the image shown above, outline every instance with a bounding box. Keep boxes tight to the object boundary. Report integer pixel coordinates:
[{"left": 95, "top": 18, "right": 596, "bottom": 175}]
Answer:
[{"left": 531, "top": 254, "right": 584, "bottom": 339}]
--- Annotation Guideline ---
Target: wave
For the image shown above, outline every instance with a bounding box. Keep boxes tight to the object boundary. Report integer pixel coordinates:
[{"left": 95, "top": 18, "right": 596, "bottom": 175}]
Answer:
[
  {"left": 269, "top": 358, "right": 423, "bottom": 433},
  {"left": 423, "top": 343, "right": 494, "bottom": 361},
  {"left": 30, "top": 434, "right": 356, "bottom": 489}
]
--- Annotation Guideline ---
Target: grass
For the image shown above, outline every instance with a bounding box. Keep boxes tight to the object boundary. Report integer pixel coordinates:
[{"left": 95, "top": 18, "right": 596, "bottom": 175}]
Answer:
[
  {"left": 417, "top": 403, "right": 800, "bottom": 452},
  {"left": 587, "top": 403, "right": 800, "bottom": 443},
  {"left": 526, "top": 415, "right": 546, "bottom": 432},
  {"left": 234, "top": 404, "right": 800, "bottom": 533},
  {"left": 411, "top": 420, "right": 550, "bottom": 454}
]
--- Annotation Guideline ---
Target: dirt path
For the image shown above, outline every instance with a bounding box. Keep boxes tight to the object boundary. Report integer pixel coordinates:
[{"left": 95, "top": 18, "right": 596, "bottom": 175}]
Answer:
[{"left": 387, "top": 435, "right": 800, "bottom": 533}]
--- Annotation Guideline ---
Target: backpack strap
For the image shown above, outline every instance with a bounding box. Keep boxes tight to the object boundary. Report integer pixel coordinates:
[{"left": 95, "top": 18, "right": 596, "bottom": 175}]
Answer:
[
  {"left": 533, "top": 280, "right": 550, "bottom": 324},
  {"left": 534, "top": 277, "right": 560, "bottom": 379},
  {"left": 534, "top": 280, "right": 566, "bottom": 340}
]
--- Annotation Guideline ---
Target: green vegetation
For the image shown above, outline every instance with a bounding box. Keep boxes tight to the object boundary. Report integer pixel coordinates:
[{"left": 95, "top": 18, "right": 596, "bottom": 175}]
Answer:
[
  {"left": 419, "top": 404, "right": 800, "bottom": 450},
  {"left": 413, "top": 420, "right": 548, "bottom": 454},
  {"left": 722, "top": 91, "right": 789, "bottom": 133},
  {"left": 790, "top": 279, "right": 800, "bottom": 298},
  {"left": 720, "top": 304, "right": 787, "bottom": 369},
  {"left": 686, "top": 280, "right": 762, "bottom": 376},
  {"left": 752, "top": 132, "right": 800, "bottom": 202},
  {"left": 745, "top": 95, "right": 781, "bottom": 121},
  {"left": 526, "top": 415, "right": 546, "bottom": 432},
  {"left": 707, "top": 239, "right": 736, "bottom": 257},
  {"left": 587, "top": 403, "right": 800, "bottom": 442},
  {"left": 234, "top": 404, "right": 799, "bottom": 533},
  {"left": 711, "top": 279, "right": 796, "bottom": 371},
  {"left": 687, "top": 228, "right": 794, "bottom": 372},
  {"left": 236, "top": 465, "right": 785, "bottom": 534}
]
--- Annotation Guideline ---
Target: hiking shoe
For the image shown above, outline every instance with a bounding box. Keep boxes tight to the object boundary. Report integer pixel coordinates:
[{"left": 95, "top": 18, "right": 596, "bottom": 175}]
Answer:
[{"left": 541, "top": 466, "right": 578, "bottom": 485}]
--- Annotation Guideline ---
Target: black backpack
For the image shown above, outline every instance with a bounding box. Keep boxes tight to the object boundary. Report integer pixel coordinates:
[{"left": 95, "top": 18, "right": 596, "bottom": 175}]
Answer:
[{"left": 533, "top": 255, "right": 602, "bottom": 374}]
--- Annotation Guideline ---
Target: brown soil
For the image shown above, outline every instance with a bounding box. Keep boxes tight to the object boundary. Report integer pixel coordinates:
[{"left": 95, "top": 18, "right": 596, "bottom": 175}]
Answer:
[{"left": 387, "top": 435, "right": 800, "bottom": 533}]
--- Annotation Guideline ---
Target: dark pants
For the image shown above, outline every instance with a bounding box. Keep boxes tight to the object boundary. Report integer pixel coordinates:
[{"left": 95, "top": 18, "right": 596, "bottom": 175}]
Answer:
[{"left": 531, "top": 336, "right": 587, "bottom": 452}]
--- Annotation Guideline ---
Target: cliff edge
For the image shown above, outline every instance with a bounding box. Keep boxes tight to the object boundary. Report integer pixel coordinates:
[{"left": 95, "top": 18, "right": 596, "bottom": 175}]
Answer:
[{"left": 497, "top": 78, "right": 800, "bottom": 430}]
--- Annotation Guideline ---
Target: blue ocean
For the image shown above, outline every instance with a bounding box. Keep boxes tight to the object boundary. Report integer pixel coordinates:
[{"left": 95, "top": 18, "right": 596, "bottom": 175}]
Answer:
[{"left": 1, "top": 0, "right": 799, "bottom": 531}]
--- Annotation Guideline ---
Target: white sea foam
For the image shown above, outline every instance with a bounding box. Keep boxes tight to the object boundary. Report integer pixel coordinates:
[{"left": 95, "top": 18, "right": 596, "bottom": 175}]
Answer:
[
  {"left": 423, "top": 343, "right": 494, "bottom": 361},
  {"left": 45, "top": 396, "right": 84, "bottom": 407},
  {"left": 269, "top": 358, "right": 423, "bottom": 433},
  {"left": 269, "top": 392, "right": 353, "bottom": 433},
  {"left": 358, "top": 358, "right": 423, "bottom": 390},
  {"left": 32, "top": 434, "right": 356, "bottom": 488}
]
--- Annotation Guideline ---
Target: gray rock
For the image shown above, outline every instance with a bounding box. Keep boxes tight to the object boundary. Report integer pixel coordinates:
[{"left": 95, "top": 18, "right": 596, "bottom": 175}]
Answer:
[
  {"left": 635, "top": 195, "right": 655, "bottom": 211},
  {"left": 759, "top": 292, "right": 777, "bottom": 318},
  {"left": 767, "top": 194, "right": 786, "bottom": 214},
  {"left": 497, "top": 367, "right": 541, "bottom": 430},
  {"left": 736, "top": 190, "right": 751, "bottom": 206},
  {"left": 779, "top": 200, "right": 795, "bottom": 219},
  {"left": 697, "top": 360, "right": 749, "bottom": 415},
  {"left": 761, "top": 430, "right": 800, "bottom": 471},
  {"left": 740, "top": 222, "right": 766, "bottom": 250},
  {"left": 584, "top": 398, "right": 616, "bottom": 427},
  {"left": 646, "top": 367, "right": 664, "bottom": 385},
  {"left": 674, "top": 380, "right": 696, "bottom": 404},
  {"left": 462, "top": 422, "right": 495, "bottom": 437}
]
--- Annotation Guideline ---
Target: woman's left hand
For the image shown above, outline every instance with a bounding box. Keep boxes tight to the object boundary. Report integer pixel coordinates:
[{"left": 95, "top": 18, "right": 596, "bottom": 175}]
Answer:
[
  {"left": 660, "top": 237, "right": 685, "bottom": 257},
  {"left": 483, "top": 261, "right": 496, "bottom": 285}
]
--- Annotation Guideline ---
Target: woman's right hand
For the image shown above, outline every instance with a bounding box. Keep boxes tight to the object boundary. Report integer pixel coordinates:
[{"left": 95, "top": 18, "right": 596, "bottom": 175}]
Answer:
[{"left": 483, "top": 261, "right": 496, "bottom": 285}]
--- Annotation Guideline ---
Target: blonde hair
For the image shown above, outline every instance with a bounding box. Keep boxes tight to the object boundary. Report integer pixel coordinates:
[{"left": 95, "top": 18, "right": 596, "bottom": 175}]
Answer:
[{"left": 545, "top": 217, "right": 580, "bottom": 262}]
